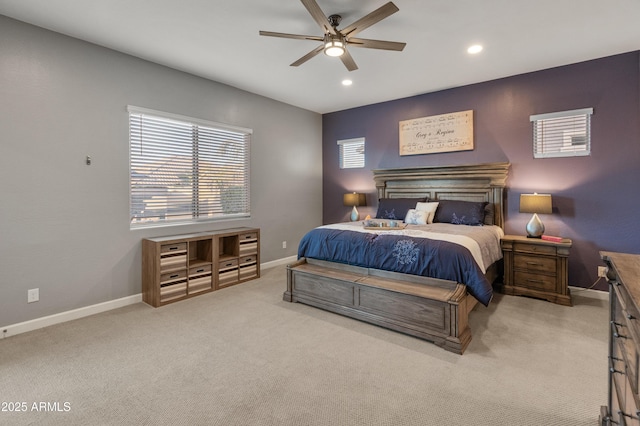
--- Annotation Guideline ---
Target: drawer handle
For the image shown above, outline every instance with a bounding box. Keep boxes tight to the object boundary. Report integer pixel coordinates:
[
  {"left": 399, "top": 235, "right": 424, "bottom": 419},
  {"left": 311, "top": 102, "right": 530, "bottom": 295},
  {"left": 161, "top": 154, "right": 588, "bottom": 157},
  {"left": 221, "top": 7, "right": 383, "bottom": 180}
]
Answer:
[
  {"left": 526, "top": 279, "right": 544, "bottom": 284},
  {"left": 526, "top": 262, "right": 542, "bottom": 266},
  {"left": 170, "top": 274, "right": 179, "bottom": 279},
  {"left": 169, "top": 247, "right": 178, "bottom": 251},
  {"left": 225, "top": 263, "right": 233, "bottom": 267},
  {"left": 611, "top": 321, "right": 627, "bottom": 339},
  {"left": 619, "top": 410, "right": 638, "bottom": 420},
  {"left": 196, "top": 269, "right": 204, "bottom": 273}
]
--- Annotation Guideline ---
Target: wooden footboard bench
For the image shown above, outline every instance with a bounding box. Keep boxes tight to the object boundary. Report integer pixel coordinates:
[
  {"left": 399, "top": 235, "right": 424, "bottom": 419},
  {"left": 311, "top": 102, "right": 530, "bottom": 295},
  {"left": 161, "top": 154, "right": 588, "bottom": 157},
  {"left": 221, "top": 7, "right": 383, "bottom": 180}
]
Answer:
[{"left": 285, "top": 258, "right": 479, "bottom": 354}]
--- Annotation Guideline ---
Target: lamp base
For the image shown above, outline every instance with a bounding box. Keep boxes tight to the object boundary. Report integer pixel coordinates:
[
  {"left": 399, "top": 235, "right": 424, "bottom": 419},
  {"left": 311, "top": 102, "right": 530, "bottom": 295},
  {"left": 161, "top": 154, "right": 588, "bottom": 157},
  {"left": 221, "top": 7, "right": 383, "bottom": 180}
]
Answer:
[
  {"left": 350, "top": 205, "right": 359, "bottom": 221},
  {"left": 525, "top": 213, "right": 545, "bottom": 238}
]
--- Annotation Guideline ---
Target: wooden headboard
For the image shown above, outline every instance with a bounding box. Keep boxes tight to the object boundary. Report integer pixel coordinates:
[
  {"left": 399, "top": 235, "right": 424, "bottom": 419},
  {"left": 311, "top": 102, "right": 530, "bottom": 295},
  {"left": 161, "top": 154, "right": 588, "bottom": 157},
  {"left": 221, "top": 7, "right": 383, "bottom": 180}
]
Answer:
[{"left": 372, "top": 162, "right": 510, "bottom": 229}]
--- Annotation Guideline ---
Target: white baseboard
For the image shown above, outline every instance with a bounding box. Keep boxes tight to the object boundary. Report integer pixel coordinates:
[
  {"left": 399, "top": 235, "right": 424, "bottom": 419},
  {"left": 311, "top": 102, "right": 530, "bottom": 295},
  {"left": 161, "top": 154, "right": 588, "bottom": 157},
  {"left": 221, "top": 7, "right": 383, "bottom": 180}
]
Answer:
[
  {"left": 1, "top": 293, "right": 142, "bottom": 340},
  {"left": 0, "top": 257, "right": 299, "bottom": 340},
  {"left": 261, "top": 255, "right": 298, "bottom": 270},
  {"left": 569, "top": 285, "right": 608, "bottom": 301}
]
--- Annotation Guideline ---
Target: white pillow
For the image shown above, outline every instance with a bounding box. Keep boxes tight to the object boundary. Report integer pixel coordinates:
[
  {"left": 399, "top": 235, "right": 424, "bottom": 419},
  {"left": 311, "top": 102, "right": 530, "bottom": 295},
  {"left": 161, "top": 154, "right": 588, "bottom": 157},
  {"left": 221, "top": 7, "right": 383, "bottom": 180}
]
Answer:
[
  {"left": 416, "top": 202, "right": 439, "bottom": 224},
  {"left": 404, "top": 209, "right": 428, "bottom": 225}
]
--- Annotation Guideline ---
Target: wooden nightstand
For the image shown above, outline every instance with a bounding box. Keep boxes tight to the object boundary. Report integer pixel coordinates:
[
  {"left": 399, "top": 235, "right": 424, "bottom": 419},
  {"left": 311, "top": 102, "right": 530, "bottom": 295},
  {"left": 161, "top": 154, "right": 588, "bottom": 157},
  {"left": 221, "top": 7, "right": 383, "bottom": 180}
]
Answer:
[{"left": 500, "top": 235, "right": 572, "bottom": 306}]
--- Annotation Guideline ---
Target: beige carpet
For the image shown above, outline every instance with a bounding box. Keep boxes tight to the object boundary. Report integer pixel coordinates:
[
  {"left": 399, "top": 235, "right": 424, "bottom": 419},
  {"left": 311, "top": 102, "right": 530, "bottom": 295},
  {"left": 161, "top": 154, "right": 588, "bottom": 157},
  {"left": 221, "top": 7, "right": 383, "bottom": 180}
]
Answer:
[{"left": 0, "top": 265, "right": 608, "bottom": 425}]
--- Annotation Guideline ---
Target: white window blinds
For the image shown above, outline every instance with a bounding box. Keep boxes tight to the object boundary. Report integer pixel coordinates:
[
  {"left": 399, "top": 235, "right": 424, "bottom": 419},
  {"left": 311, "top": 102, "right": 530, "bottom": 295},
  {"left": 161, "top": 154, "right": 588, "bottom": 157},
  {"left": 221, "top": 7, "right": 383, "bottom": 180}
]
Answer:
[
  {"left": 338, "top": 137, "right": 365, "bottom": 169},
  {"left": 530, "top": 108, "right": 593, "bottom": 158},
  {"left": 129, "top": 106, "right": 251, "bottom": 227}
]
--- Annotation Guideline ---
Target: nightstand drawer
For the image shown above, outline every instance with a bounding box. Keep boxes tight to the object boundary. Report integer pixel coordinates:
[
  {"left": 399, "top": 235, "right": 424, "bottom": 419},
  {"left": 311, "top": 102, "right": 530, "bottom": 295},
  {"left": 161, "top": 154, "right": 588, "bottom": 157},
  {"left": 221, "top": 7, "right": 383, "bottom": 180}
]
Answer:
[
  {"left": 513, "top": 242, "right": 557, "bottom": 256},
  {"left": 514, "top": 254, "right": 556, "bottom": 274},
  {"left": 514, "top": 271, "right": 556, "bottom": 292}
]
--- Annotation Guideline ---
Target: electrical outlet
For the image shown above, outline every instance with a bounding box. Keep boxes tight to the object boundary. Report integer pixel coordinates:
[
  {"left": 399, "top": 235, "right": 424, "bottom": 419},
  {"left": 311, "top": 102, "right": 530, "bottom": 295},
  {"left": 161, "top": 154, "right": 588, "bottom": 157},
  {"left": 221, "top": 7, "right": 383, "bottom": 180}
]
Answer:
[
  {"left": 282, "top": 241, "right": 287, "bottom": 249},
  {"left": 27, "top": 288, "right": 39, "bottom": 303},
  {"left": 598, "top": 266, "right": 608, "bottom": 278}
]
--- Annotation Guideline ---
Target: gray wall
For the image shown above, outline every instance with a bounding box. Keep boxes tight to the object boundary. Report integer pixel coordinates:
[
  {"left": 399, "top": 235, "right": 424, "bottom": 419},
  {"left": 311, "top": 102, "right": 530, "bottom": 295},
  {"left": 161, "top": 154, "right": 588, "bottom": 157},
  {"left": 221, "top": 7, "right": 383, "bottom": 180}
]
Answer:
[
  {"left": 0, "top": 16, "right": 323, "bottom": 326},
  {"left": 322, "top": 51, "right": 640, "bottom": 291}
]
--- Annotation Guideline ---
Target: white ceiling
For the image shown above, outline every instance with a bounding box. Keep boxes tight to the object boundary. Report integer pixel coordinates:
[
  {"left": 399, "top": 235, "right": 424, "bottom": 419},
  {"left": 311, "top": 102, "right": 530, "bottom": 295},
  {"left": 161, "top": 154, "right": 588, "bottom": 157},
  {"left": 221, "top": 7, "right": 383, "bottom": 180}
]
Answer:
[{"left": 1, "top": 0, "right": 639, "bottom": 114}]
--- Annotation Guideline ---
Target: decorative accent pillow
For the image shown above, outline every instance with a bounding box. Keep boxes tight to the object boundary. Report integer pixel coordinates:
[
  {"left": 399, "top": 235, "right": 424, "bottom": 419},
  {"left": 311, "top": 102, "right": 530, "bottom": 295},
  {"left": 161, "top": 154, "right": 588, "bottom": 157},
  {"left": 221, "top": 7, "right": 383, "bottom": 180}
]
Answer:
[
  {"left": 433, "top": 200, "right": 489, "bottom": 226},
  {"left": 404, "top": 209, "right": 428, "bottom": 225},
  {"left": 415, "top": 202, "right": 439, "bottom": 224},
  {"left": 483, "top": 203, "right": 495, "bottom": 225},
  {"left": 375, "top": 197, "right": 427, "bottom": 220}
]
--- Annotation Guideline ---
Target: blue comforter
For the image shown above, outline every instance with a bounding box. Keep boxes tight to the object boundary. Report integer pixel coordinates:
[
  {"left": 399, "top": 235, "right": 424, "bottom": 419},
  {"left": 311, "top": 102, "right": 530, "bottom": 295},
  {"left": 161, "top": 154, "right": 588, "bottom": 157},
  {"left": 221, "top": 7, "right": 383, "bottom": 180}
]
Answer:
[{"left": 298, "top": 228, "right": 493, "bottom": 306}]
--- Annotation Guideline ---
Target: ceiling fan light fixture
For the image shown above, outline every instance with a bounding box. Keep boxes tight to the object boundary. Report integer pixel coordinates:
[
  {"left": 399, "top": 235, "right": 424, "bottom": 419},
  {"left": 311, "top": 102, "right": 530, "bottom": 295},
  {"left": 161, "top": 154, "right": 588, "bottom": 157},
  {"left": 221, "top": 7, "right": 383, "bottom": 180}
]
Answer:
[
  {"left": 467, "top": 44, "right": 483, "bottom": 54},
  {"left": 260, "top": 0, "right": 405, "bottom": 71},
  {"left": 324, "top": 34, "right": 345, "bottom": 57}
]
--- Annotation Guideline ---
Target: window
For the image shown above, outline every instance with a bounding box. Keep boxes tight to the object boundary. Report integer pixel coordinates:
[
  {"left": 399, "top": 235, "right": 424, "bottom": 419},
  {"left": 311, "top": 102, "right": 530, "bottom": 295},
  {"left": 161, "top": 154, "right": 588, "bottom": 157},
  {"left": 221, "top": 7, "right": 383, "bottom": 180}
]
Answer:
[
  {"left": 338, "top": 137, "right": 365, "bottom": 169},
  {"left": 129, "top": 106, "right": 251, "bottom": 228},
  {"left": 530, "top": 108, "right": 593, "bottom": 158}
]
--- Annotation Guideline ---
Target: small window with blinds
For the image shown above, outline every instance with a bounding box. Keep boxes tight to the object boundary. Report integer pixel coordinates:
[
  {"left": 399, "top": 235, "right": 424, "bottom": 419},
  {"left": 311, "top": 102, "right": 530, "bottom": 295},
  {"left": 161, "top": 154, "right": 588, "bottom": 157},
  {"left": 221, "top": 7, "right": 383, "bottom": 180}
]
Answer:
[
  {"left": 129, "top": 106, "right": 251, "bottom": 228},
  {"left": 338, "top": 137, "right": 365, "bottom": 169},
  {"left": 530, "top": 108, "right": 593, "bottom": 158}
]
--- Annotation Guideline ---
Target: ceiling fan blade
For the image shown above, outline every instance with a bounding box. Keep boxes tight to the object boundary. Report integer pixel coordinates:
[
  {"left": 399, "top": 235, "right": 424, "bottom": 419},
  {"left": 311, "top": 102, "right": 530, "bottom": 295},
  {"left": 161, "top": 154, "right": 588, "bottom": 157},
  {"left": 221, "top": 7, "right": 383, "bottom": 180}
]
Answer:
[
  {"left": 300, "top": 0, "right": 336, "bottom": 35},
  {"left": 259, "top": 31, "right": 323, "bottom": 42},
  {"left": 340, "top": 49, "right": 358, "bottom": 72},
  {"left": 290, "top": 45, "right": 324, "bottom": 67},
  {"left": 340, "top": 2, "right": 399, "bottom": 37},
  {"left": 347, "top": 37, "right": 406, "bottom": 51}
]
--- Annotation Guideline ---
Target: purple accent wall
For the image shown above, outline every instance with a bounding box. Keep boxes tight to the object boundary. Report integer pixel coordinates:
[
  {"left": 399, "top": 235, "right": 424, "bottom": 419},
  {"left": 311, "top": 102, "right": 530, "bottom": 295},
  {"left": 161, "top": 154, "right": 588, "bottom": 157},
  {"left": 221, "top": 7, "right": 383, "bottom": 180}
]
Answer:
[{"left": 322, "top": 51, "right": 640, "bottom": 290}]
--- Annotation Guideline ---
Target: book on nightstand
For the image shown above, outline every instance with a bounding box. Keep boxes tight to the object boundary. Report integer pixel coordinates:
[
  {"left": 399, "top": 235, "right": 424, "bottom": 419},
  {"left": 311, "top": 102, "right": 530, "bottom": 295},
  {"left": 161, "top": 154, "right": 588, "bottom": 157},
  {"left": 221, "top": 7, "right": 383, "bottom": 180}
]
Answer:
[{"left": 541, "top": 235, "right": 563, "bottom": 242}]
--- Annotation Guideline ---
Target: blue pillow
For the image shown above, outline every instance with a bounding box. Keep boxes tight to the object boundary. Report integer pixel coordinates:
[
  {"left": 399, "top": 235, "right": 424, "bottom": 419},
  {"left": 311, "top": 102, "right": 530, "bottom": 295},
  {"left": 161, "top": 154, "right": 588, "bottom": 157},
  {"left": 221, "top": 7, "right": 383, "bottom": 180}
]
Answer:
[{"left": 433, "top": 200, "right": 488, "bottom": 226}]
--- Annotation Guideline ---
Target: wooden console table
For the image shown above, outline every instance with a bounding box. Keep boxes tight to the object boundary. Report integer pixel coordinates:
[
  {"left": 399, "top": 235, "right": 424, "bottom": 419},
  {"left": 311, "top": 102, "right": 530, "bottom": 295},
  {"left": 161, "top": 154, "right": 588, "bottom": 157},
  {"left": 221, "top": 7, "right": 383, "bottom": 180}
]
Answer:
[{"left": 142, "top": 227, "right": 260, "bottom": 307}]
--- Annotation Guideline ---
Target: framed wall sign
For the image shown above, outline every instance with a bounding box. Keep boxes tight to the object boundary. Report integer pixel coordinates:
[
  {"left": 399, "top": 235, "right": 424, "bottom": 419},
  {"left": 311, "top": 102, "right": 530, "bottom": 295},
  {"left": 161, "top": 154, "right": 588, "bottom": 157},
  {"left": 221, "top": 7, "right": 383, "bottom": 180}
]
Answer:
[{"left": 399, "top": 110, "right": 474, "bottom": 156}]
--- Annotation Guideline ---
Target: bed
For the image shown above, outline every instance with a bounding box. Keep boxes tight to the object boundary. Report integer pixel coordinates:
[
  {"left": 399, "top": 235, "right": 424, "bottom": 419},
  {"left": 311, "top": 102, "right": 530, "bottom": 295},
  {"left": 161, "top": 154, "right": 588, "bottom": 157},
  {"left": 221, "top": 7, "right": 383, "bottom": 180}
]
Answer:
[{"left": 285, "top": 162, "right": 510, "bottom": 354}]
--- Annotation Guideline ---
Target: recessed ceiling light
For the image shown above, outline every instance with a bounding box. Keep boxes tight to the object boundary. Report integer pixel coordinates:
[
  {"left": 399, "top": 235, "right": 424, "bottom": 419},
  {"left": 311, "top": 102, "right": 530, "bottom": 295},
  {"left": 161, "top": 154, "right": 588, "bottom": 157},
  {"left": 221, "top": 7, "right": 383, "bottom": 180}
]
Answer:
[
  {"left": 467, "top": 44, "right": 483, "bottom": 54},
  {"left": 342, "top": 79, "right": 353, "bottom": 86}
]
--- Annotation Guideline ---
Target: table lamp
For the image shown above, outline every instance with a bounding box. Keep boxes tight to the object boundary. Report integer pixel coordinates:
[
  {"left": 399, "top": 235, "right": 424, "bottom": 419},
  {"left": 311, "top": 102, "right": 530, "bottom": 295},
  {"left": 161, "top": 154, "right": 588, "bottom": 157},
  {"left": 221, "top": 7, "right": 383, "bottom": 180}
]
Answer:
[
  {"left": 343, "top": 192, "right": 366, "bottom": 221},
  {"left": 519, "top": 193, "right": 552, "bottom": 238}
]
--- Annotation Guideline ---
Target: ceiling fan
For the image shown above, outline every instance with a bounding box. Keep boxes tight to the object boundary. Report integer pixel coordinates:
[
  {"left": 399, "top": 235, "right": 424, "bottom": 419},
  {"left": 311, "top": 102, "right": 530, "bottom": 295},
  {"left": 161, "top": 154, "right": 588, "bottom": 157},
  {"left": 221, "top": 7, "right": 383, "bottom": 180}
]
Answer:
[{"left": 259, "top": 0, "right": 406, "bottom": 72}]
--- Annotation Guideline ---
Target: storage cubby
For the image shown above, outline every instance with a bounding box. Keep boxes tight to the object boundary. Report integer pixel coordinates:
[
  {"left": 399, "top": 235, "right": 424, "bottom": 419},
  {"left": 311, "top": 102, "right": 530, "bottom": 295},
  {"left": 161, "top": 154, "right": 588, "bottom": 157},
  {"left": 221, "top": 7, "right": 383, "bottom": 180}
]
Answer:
[
  {"left": 159, "top": 243, "right": 187, "bottom": 272},
  {"left": 188, "top": 264, "right": 212, "bottom": 295},
  {"left": 219, "top": 235, "right": 239, "bottom": 259},
  {"left": 215, "top": 231, "right": 260, "bottom": 288},
  {"left": 239, "top": 254, "right": 258, "bottom": 281},
  {"left": 236, "top": 232, "right": 259, "bottom": 282},
  {"left": 189, "top": 239, "right": 213, "bottom": 267},
  {"left": 218, "top": 258, "right": 239, "bottom": 287},
  {"left": 239, "top": 232, "right": 258, "bottom": 255},
  {"left": 160, "top": 270, "right": 187, "bottom": 303},
  {"left": 142, "top": 227, "right": 260, "bottom": 307}
]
